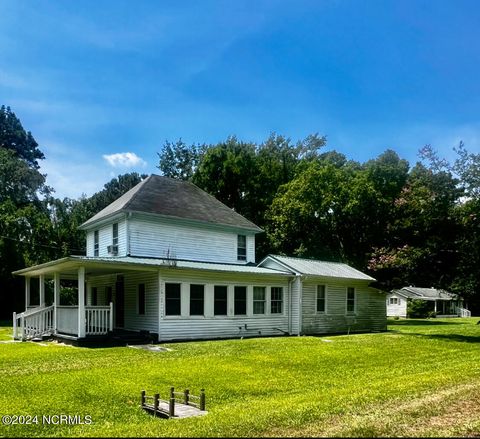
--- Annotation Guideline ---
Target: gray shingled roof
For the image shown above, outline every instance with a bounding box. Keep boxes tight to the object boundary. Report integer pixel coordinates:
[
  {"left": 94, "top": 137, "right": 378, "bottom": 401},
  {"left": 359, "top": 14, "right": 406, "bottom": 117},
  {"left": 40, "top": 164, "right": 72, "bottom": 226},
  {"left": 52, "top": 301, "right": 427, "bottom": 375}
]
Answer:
[
  {"left": 263, "top": 255, "right": 375, "bottom": 281},
  {"left": 80, "top": 175, "right": 262, "bottom": 232},
  {"left": 392, "top": 287, "right": 457, "bottom": 301}
]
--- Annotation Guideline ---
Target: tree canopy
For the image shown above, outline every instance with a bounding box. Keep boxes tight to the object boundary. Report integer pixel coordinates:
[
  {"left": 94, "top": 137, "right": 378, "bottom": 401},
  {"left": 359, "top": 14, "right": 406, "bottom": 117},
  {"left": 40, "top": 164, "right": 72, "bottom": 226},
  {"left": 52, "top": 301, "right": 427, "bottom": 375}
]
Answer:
[{"left": 1, "top": 105, "right": 480, "bottom": 317}]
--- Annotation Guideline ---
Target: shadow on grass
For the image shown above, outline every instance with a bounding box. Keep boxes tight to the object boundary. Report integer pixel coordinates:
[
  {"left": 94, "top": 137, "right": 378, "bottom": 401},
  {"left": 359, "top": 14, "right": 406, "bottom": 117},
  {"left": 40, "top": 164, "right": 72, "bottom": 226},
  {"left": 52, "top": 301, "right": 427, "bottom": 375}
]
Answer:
[{"left": 388, "top": 319, "right": 459, "bottom": 326}]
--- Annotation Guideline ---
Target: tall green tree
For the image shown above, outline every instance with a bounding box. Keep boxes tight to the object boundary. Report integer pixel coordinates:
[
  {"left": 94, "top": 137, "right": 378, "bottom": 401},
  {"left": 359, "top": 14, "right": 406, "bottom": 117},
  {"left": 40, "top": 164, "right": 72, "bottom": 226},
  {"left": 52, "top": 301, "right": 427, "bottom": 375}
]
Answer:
[
  {"left": 0, "top": 106, "right": 45, "bottom": 169},
  {"left": 157, "top": 139, "right": 204, "bottom": 180}
]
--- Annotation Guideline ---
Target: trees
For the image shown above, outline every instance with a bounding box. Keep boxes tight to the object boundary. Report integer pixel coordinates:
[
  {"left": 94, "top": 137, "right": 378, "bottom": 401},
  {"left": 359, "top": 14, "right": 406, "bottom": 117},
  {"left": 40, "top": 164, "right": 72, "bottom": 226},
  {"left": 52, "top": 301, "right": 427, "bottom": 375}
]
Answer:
[
  {"left": 0, "top": 106, "right": 45, "bottom": 169},
  {"left": 0, "top": 108, "right": 51, "bottom": 317}
]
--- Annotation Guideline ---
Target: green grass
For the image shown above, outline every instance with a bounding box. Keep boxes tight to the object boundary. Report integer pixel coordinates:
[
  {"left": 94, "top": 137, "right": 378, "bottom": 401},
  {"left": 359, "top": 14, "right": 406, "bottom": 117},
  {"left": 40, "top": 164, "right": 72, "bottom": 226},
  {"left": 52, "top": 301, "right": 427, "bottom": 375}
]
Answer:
[{"left": 0, "top": 318, "right": 479, "bottom": 437}]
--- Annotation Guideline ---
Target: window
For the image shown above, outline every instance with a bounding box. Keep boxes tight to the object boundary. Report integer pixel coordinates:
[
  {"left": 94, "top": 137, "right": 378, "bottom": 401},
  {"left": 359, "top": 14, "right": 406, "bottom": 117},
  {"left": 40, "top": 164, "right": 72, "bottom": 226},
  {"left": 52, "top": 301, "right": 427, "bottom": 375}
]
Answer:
[
  {"left": 112, "top": 223, "right": 118, "bottom": 247},
  {"left": 234, "top": 286, "right": 247, "bottom": 315},
  {"left": 106, "top": 286, "right": 112, "bottom": 304},
  {"left": 271, "top": 287, "right": 283, "bottom": 314},
  {"left": 92, "top": 287, "right": 98, "bottom": 306},
  {"left": 253, "top": 286, "right": 266, "bottom": 314},
  {"left": 190, "top": 284, "right": 205, "bottom": 316},
  {"left": 214, "top": 286, "right": 228, "bottom": 315},
  {"left": 389, "top": 297, "right": 398, "bottom": 305},
  {"left": 138, "top": 284, "right": 146, "bottom": 315},
  {"left": 237, "top": 235, "right": 247, "bottom": 261},
  {"left": 94, "top": 230, "right": 99, "bottom": 256},
  {"left": 165, "top": 283, "right": 181, "bottom": 316},
  {"left": 347, "top": 287, "right": 355, "bottom": 313},
  {"left": 317, "top": 285, "right": 326, "bottom": 313}
]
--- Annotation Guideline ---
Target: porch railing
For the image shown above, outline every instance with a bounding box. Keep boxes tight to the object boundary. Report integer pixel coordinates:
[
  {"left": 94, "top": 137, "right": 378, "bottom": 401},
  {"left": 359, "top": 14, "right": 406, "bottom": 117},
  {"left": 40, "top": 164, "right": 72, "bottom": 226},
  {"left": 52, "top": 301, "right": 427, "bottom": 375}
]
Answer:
[
  {"left": 456, "top": 307, "right": 471, "bottom": 317},
  {"left": 85, "top": 303, "right": 113, "bottom": 336},
  {"left": 13, "top": 305, "right": 54, "bottom": 341},
  {"left": 14, "top": 303, "right": 113, "bottom": 340}
]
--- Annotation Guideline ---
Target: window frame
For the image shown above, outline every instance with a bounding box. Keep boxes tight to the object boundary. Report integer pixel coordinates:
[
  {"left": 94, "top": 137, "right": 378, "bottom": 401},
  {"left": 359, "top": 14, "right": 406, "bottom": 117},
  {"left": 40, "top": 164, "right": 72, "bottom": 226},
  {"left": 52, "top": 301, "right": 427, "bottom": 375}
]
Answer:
[
  {"left": 189, "top": 284, "right": 205, "bottom": 316},
  {"left": 165, "top": 283, "right": 181, "bottom": 316},
  {"left": 237, "top": 235, "right": 247, "bottom": 261},
  {"left": 138, "top": 283, "right": 146, "bottom": 315},
  {"left": 214, "top": 285, "right": 228, "bottom": 316},
  {"left": 346, "top": 287, "right": 356, "bottom": 314},
  {"left": 253, "top": 286, "right": 266, "bottom": 315},
  {"left": 316, "top": 285, "right": 327, "bottom": 313},
  {"left": 105, "top": 286, "right": 112, "bottom": 305},
  {"left": 389, "top": 297, "right": 398, "bottom": 305},
  {"left": 94, "top": 230, "right": 99, "bottom": 257},
  {"left": 234, "top": 286, "right": 247, "bottom": 316},
  {"left": 270, "top": 287, "right": 283, "bottom": 314},
  {"left": 91, "top": 287, "right": 98, "bottom": 306},
  {"left": 112, "top": 223, "right": 119, "bottom": 247}
]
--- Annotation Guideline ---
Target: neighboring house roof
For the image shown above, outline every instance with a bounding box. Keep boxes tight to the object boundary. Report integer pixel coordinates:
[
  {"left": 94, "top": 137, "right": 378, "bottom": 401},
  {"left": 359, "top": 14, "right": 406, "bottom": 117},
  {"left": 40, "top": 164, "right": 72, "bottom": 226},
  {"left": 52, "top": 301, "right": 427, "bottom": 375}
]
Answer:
[
  {"left": 259, "top": 255, "right": 376, "bottom": 281},
  {"left": 13, "top": 256, "right": 291, "bottom": 277},
  {"left": 391, "top": 287, "right": 458, "bottom": 301},
  {"left": 80, "top": 175, "right": 262, "bottom": 232}
]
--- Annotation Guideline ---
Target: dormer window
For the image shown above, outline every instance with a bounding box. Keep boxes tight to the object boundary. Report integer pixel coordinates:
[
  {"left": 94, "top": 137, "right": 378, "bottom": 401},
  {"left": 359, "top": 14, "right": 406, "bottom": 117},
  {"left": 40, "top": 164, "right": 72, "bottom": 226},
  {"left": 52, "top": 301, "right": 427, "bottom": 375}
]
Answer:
[
  {"left": 94, "top": 230, "right": 99, "bottom": 256},
  {"left": 237, "top": 235, "right": 246, "bottom": 261}
]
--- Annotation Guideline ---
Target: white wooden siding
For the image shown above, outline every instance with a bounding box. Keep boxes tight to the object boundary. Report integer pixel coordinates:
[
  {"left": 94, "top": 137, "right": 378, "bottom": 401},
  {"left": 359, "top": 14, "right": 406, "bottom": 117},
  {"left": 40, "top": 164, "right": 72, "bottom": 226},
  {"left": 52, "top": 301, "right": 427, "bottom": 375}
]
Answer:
[
  {"left": 129, "top": 216, "right": 255, "bottom": 263},
  {"left": 88, "top": 271, "right": 158, "bottom": 333},
  {"left": 301, "top": 280, "right": 387, "bottom": 334},
  {"left": 123, "top": 272, "right": 158, "bottom": 332},
  {"left": 157, "top": 268, "right": 289, "bottom": 341},
  {"left": 87, "top": 274, "right": 115, "bottom": 305},
  {"left": 86, "top": 233, "right": 94, "bottom": 257},
  {"left": 86, "top": 219, "right": 127, "bottom": 257},
  {"left": 386, "top": 293, "right": 407, "bottom": 317}
]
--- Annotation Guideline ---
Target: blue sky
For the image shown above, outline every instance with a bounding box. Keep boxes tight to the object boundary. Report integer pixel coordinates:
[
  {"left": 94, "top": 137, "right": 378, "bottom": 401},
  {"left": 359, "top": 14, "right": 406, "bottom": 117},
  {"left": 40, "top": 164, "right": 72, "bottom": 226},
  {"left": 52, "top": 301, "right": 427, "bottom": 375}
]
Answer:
[{"left": 1, "top": 0, "right": 480, "bottom": 198}]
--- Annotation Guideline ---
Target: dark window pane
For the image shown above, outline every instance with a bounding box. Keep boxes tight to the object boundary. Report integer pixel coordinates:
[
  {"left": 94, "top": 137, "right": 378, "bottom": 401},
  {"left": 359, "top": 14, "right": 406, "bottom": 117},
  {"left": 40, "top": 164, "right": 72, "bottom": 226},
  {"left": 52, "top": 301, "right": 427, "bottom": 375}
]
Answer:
[
  {"left": 237, "top": 235, "right": 247, "bottom": 261},
  {"left": 165, "top": 283, "right": 181, "bottom": 316},
  {"left": 106, "top": 286, "right": 112, "bottom": 304},
  {"left": 92, "top": 287, "right": 98, "bottom": 306},
  {"left": 317, "top": 285, "right": 326, "bottom": 312},
  {"left": 347, "top": 287, "right": 355, "bottom": 313},
  {"left": 113, "top": 223, "right": 118, "bottom": 246},
  {"left": 94, "top": 231, "right": 99, "bottom": 256},
  {"left": 214, "top": 285, "right": 228, "bottom": 315},
  {"left": 271, "top": 287, "right": 283, "bottom": 314},
  {"left": 190, "top": 284, "right": 204, "bottom": 316},
  {"left": 234, "top": 286, "right": 247, "bottom": 315},
  {"left": 138, "top": 284, "right": 145, "bottom": 315}
]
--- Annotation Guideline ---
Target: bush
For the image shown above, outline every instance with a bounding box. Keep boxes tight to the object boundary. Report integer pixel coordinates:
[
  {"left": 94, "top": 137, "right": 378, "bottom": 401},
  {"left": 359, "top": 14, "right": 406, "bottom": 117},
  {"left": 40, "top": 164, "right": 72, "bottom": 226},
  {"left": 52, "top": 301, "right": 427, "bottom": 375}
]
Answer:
[{"left": 407, "top": 299, "right": 434, "bottom": 318}]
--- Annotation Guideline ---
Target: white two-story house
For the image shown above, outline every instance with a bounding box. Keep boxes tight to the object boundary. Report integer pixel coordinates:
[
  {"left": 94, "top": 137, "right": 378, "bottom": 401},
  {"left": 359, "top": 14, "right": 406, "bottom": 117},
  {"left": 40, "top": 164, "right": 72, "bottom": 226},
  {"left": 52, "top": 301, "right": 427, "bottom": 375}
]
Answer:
[{"left": 13, "top": 175, "right": 386, "bottom": 344}]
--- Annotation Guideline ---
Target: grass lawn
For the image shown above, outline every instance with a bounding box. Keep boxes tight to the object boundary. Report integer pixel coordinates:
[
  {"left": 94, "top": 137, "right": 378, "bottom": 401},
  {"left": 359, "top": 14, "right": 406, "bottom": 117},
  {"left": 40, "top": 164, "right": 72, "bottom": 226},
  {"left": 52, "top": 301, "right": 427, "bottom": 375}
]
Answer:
[{"left": 0, "top": 318, "right": 479, "bottom": 438}]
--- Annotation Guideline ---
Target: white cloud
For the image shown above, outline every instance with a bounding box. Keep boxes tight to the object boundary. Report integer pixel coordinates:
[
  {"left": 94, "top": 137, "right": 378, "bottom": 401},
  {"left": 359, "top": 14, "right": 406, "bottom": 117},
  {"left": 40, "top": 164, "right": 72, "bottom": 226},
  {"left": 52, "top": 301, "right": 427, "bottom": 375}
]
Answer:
[{"left": 102, "top": 152, "right": 147, "bottom": 168}]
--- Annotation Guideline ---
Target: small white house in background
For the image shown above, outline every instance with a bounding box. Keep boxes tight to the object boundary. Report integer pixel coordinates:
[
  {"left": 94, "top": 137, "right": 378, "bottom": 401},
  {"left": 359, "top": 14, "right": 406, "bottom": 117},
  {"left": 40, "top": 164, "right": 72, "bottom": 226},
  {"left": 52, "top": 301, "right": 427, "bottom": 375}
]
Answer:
[
  {"left": 386, "top": 287, "right": 470, "bottom": 318},
  {"left": 13, "top": 174, "right": 387, "bottom": 344}
]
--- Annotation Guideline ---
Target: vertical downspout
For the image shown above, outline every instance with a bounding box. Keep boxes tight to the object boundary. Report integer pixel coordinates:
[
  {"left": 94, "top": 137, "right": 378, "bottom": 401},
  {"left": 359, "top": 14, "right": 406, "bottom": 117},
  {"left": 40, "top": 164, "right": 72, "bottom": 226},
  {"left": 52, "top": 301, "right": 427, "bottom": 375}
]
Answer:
[
  {"left": 298, "top": 275, "right": 303, "bottom": 335},
  {"left": 288, "top": 278, "right": 293, "bottom": 334}
]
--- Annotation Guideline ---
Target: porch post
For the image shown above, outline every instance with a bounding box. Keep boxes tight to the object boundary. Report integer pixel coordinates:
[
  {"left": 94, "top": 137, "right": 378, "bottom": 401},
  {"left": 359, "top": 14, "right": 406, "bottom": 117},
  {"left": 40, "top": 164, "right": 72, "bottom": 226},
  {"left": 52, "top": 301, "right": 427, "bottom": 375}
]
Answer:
[
  {"left": 25, "top": 277, "right": 31, "bottom": 311},
  {"left": 78, "top": 267, "right": 86, "bottom": 338},
  {"left": 54, "top": 272, "right": 60, "bottom": 335},
  {"left": 434, "top": 300, "right": 437, "bottom": 315},
  {"left": 39, "top": 275, "right": 45, "bottom": 308}
]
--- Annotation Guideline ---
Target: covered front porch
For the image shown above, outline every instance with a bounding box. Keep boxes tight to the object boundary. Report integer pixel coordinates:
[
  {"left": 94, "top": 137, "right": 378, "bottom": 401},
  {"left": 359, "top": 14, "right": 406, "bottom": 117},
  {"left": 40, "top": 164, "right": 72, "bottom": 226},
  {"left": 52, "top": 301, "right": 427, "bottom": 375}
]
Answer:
[
  {"left": 13, "top": 267, "right": 113, "bottom": 341},
  {"left": 12, "top": 257, "right": 158, "bottom": 342}
]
